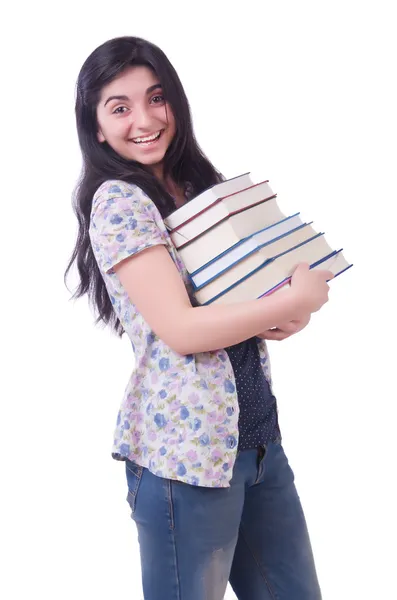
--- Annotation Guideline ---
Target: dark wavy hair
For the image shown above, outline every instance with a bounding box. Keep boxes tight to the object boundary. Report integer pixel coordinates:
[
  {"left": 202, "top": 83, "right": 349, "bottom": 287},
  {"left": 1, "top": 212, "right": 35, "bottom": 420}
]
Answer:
[{"left": 65, "top": 36, "right": 223, "bottom": 335}]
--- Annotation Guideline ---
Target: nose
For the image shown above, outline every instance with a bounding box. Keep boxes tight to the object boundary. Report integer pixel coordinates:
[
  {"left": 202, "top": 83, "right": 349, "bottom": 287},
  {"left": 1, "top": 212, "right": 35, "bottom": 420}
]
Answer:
[{"left": 132, "top": 103, "right": 152, "bottom": 132}]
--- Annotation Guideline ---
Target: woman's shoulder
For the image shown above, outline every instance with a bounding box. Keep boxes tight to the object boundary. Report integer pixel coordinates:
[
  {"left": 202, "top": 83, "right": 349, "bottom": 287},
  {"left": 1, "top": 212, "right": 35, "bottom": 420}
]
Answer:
[
  {"left": 93, "top": 179, "right": 145, "bottom": 203},
  {"left": 91, "top": 180, "right": 158, "bottom": 222}
]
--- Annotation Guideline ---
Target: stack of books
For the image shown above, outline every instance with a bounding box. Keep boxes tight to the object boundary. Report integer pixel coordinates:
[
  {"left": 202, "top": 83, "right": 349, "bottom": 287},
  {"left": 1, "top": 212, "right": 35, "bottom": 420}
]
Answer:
[{"left": 164, "top": 173, "right": 352, "bottom": 306}]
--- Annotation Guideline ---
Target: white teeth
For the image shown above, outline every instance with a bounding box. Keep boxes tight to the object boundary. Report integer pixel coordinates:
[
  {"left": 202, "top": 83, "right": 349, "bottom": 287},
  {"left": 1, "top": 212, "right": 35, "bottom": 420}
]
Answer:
[{"left": 133, "top": 131, "right": 161, "bottom": 143}]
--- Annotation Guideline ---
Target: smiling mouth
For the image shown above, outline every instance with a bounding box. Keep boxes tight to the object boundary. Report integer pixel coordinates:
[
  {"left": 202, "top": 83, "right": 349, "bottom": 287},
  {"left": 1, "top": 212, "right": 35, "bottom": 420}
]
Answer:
[{"left": 131, "top": 130, "right": 163, "bottom": 145}]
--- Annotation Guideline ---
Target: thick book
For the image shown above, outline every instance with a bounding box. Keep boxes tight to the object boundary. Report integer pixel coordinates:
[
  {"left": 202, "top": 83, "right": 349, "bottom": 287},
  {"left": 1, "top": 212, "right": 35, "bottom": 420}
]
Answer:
[
  {"left": 191, "top": 213, "right": 305, "bottom": 288},
  {"left": 164, "top": 172, "right": 256, "bottom": 231},
  {"left": 169, "top": 180, "right": 278, "bottom": 249},
  {"left": 196, "top": 234, "right": 352, "bottom": 305},
  {"left": 177, "top": 195, "right": 285, "bottom": 273},
  {"left": 194, "top": 225, "right": 321, "bottom": 303},
  {"left": 261, "top": 251, "right": 352, "bottom": 298}
]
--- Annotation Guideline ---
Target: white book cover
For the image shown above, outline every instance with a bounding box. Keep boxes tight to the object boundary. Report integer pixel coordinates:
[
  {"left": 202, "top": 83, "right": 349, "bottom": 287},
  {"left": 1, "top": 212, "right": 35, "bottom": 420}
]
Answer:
[
  {"left": 164, "top": 172, "right": 256, "bottom": 230},
  {"left": 194, "top": 228, "right": 322, "bottom": 304},
  {"left": 200, "top": 234, "right": 334, "bottom": 305},
  {"left": 190, "top": 214, "right": 304, "bottom": 288},
  {"left": 169, "top": 181, "right": 277, "bottom": 248}
]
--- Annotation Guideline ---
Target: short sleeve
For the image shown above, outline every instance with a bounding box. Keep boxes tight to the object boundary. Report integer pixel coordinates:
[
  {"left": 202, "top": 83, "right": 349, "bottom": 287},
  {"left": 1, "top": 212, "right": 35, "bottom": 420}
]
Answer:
[{"left": 90, "top": 182, "right": 166, "bottom": 274}]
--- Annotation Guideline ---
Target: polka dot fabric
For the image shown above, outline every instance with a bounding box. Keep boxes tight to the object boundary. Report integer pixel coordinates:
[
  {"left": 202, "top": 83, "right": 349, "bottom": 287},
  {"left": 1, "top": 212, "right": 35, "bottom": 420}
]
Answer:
[{"left": 225, "top": 338, "right": 280, "bottom": 450}]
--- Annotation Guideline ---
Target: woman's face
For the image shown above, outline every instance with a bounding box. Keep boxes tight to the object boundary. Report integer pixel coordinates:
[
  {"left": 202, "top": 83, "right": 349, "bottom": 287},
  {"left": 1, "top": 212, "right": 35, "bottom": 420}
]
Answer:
[{"left": 96, "top": 65, "right": 176, "bottom": 175}]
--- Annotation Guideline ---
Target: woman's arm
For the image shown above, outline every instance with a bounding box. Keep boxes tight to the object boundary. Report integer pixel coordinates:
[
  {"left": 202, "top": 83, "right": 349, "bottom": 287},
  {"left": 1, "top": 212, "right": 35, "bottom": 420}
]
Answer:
[
  {"left": 115, "top": 246, "right": 330, "bottom": 354},
  {"left": 256, "top": 314, "right": 312, "bottom": 342}
]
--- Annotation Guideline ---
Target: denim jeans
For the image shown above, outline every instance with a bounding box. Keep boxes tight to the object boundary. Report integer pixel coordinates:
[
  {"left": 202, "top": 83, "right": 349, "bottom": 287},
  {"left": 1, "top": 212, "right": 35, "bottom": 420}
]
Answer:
[{"left": 125, "top": 441, "right": 322, "bottom": 600}]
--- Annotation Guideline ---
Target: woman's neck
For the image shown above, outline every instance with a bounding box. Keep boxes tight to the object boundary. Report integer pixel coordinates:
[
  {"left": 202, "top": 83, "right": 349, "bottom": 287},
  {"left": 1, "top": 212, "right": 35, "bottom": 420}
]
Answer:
[
  {"left": 166, "top": 178, "right": 186, "bottom": 208},
  {"left": 152, "top": 166, "right": 186, "bottom": 208}
]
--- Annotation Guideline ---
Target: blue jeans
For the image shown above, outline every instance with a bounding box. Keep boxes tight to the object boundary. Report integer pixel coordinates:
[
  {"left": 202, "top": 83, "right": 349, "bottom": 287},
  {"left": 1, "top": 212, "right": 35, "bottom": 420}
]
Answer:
[{"left": 125, "top": 441, "right": 321, "bottom": 600}]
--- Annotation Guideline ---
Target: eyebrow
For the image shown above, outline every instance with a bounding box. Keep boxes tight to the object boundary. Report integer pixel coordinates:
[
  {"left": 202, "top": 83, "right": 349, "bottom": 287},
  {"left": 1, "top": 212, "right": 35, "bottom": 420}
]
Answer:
[{"left": 104, "top": 83, "right": 162, "bottom": 107}]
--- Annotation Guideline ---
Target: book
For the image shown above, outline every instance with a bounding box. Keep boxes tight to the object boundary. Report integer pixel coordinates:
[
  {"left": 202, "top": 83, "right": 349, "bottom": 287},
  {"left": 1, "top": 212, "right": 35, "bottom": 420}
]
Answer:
[
  {"left": 193, "top": 224, "right": 321, "bottom": 300},
  {"left": 169, "top": 180, "right": 278, "bottom": 249},
  {"left": 195, "top": 227, "right": 323, "bottom": 304},
  {"left": 164, "top": 172, "right": 256, "bottom": 231},
  {"left": 197, "top": 234, "right": 351, "bottom": 305},
  {"left": 164, "top": 173, "right": 352, "bottom": 305},
  {"left": 177, "top": 195, "right": 285, "bottom": 273},
  {"left": 190, "top": 213, "right": 305, "bottom": 288},
  {"left": 262, "top": 250, "right": 352, "bottom": 298}
]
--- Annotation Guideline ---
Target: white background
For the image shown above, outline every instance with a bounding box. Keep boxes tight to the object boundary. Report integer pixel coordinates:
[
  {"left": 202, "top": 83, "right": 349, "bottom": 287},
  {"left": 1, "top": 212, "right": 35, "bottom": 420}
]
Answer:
[{"left": 2, "top": 1, "right": 396, "bottom": 599}]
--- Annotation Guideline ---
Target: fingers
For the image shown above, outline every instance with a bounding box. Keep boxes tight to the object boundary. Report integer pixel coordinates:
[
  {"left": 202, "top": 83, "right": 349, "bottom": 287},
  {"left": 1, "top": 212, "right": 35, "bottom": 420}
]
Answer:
[
  {"left": 296, "top": 263, "right": 334, "bottom": 281},
  {"left": 276, "top": 321, "right": 300, "bottom": 334},
  {"left": 313, "top": 268, "right": 335, "bottom": 281},
  {"left": 262, "top": 328, "right": 291, "bottom": 341},
  {"left": 293, "top": 262, "right": 310, "bottom": 274}
]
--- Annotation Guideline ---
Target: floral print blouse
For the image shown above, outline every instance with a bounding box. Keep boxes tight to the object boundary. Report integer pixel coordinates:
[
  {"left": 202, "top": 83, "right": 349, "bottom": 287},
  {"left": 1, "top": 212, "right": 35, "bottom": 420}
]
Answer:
[{"left": 89, "top": 180, "right": 274, "bottom": 488}]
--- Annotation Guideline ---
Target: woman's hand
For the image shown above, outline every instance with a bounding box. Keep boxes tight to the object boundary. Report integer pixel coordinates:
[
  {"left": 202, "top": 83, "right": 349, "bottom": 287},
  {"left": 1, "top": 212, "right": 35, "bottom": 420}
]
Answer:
[{"left": 257, "top": 314, "right": 311, "bottom": 341}]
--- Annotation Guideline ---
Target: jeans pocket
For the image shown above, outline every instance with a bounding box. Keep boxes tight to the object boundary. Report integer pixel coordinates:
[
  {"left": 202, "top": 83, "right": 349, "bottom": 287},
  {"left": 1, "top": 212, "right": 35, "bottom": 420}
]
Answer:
[{"left": 125, "top": 459, "right": 143, "bottom": 516}]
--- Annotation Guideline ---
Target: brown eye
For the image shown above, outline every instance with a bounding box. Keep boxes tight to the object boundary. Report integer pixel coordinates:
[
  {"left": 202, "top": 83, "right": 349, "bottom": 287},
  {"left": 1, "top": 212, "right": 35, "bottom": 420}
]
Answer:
[
  {"left": 151, "top": 95, "right": 165, "bottom": 105},
  {"left": 113, "top": 106, "right": 128, "bottom": 114}
]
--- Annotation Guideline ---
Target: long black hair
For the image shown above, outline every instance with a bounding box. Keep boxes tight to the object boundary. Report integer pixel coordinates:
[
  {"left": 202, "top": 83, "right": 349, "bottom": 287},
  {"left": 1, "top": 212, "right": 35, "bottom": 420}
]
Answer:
[{"left": 65, "top": 36, "right": 223, "bottom": 335}]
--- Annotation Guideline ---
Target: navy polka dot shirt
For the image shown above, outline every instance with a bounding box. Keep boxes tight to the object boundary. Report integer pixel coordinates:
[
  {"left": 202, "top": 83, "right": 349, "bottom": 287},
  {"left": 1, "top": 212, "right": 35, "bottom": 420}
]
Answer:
[{"left": 225, "top": 337, "right": 280, "bottom": 450}]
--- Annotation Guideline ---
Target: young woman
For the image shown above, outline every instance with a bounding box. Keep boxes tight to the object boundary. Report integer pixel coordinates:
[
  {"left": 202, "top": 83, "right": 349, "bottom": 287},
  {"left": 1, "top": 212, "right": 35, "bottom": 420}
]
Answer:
[{"left": 66, "top": 36, "right": 332, "bottom": 600}]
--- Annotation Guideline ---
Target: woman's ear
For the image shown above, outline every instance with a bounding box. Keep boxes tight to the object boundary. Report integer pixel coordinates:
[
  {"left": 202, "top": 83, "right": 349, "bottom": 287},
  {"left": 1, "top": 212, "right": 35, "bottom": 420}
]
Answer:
[{"left": 97, "top": 129, "right": 105, "bottom": 143}]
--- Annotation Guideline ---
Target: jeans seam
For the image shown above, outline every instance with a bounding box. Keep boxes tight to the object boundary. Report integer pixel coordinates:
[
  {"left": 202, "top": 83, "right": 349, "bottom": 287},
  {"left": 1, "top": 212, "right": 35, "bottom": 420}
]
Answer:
[
  {"left": 167, "top": 480, "right": 181, "bottom": 599},
  {"left": 239, "top": 523, "right": 279, "bottom": 600},
  {"left": 166, "top": 479, "right": 175, "bottom": 531}
]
